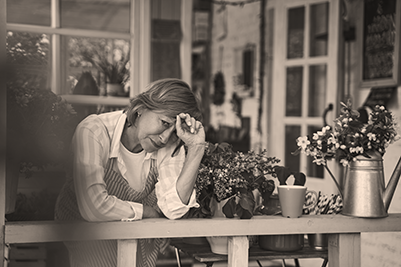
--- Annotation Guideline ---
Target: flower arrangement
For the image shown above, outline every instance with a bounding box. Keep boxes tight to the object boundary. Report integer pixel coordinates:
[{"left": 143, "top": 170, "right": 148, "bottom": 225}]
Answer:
[
  {"left": 295, "top": 100, "right": 398, "bottom": 166},
  {"left": 7, "top": 81, "right": 79, "bottom": 177},
  {"left": 188, "top": 142, "right": 306, "bottom": 219},
  {"left": 294, "top": 100, "right": 398, "bottom": 193}
]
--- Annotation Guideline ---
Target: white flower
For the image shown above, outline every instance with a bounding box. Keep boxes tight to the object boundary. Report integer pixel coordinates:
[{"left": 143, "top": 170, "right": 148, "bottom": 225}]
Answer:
[
  {"left": 313, "top": 158, "right": 326, "bottom": 165},
  {"left": 367, "top": 132, "right": 376, "bottom": 141},
  {"left": 340, "top": 159, "right": 349, "bottom": 166},
  {"left": 313, "top": 133, "right": 319, "bottom": 140},
  {"left": 328, "top": 137, "right": 334, "bottom": 144},
  {"left": 297, "top": 136, "right": 310, "bottom": 150},
  {"left": 335, "top": 143, "right": 340, "bottom": 149}
]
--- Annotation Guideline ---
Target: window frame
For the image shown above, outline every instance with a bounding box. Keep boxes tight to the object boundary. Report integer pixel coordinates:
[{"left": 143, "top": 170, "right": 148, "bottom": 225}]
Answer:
[{"left": 6, "top": 0, "right": 192, "bottom": 105}]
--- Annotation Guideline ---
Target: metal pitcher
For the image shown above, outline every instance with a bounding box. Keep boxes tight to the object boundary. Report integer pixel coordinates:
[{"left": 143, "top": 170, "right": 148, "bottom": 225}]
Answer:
[{"left": 342, "top": 151, "right": 401, "bottom": 218}]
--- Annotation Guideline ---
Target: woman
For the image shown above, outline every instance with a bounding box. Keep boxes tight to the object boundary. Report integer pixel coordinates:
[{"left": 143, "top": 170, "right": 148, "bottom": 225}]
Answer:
[{"left": 55, "top": 78, "right": 205, "bottom": 267}]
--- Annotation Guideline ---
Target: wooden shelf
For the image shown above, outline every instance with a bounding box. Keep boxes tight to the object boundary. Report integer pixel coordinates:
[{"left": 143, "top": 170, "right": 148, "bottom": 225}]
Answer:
[{"left": 171, "top": 238, "right": 327, "bottom": 264}]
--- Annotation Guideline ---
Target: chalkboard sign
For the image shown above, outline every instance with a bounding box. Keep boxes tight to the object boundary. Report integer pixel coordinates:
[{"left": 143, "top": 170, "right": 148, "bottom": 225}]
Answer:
[{"left": 361, "top": 0, "right": 400, "bottom": 86}]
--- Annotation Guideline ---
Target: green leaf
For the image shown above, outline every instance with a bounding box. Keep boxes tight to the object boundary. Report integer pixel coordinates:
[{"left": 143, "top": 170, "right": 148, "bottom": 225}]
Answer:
[
  {"left": 293, "top": 172, "right": 306, "bottom": 186},
  {"left": 236, "top": 191, "right": 255, "bottom": 219},
  {"left": 274, "top": 166, "right": 293, "bottom": 185},
  {"left": 222, "top": 197, "right": 236, "bottom": 218}
]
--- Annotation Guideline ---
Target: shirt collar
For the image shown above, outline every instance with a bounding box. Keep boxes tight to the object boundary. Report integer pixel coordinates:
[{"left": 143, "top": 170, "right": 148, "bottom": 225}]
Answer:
[
  {"left": 109, "top": 112, "right": 127, "bottom": 158},
  {"left": 109, "top": 112, "right": 156, "bottom": 160}
]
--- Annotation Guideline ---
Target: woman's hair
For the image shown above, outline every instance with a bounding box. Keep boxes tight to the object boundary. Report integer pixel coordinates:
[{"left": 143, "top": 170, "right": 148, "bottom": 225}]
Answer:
[{"left": 125, "top": 78, "right": 202, "bottom": 126}]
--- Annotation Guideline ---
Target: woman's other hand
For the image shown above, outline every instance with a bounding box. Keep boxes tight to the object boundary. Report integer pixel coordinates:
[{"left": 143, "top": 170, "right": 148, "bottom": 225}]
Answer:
[{"left": 176, "top": 113, "right": 205, "bottom": 147}]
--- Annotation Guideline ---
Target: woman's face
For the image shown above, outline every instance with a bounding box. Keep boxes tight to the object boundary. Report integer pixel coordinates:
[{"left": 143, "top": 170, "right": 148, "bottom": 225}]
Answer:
[{"left": 134, "top": 109, "right": 178, "bottom": 153}]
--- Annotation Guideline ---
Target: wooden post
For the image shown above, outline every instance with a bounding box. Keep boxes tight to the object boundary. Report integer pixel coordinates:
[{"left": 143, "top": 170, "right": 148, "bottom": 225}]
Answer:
[
  {"left": 117, "top": 239, "right": 138, "bottom": 267},
  {"left": 328, "top": 233, "right": 361, "bottom": 267},
  {"left": 228, "top": 236, "right": 249, "bottom": 267}
]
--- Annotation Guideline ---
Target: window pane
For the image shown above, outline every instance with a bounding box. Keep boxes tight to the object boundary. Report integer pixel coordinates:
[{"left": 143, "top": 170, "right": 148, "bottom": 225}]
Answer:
[
  {"left": 287, "top": 6, "right": 305, "bottom": 59},
  {"left": 65, "top": 37, "right": 130, "bottom": 119},
  {"left": 61, "top": 0, "right": 130, "bottom": 33},
  {"left": 6, "top": 31, "right": 51, "bottom": 89},
  {"left": 151, "top": 19, "right": 182, "bottom": 81},
  {"left": 286, "top": 66, "right": 303, "bottom": 117},
  {"left": 307, "top": 126, "right": 324, "bottom": 178},
  {"left": 66, "top": 37, "right": 130, "bottom": 95},
  {"left": 7, "top": 0, "right": 51, "bottom": 26},
  {"left": 310, "top": 2, "right": 329, "bottom": 57},
  {"left": 285, "top": 125, "right": 300, "bottom": 173},
  {"left": 308, "top": 64, "right": 327, "bottom": 117}
]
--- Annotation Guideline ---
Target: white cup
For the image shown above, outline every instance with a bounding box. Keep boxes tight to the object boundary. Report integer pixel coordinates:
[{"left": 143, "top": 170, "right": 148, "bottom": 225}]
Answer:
[{"left": 278, "top": 185, "right": 317, "bottom": 218}]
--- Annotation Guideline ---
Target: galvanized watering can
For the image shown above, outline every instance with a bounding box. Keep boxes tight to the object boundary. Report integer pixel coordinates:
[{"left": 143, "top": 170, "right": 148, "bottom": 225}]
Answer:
[{"left": 342, "top": 151, "right": 401, "bottom": 218}]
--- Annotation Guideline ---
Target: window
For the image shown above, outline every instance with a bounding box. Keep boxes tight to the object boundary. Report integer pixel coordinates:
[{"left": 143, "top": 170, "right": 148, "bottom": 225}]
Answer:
[{"left": 6, "top": 0, "right": 192, "bottom": 113}]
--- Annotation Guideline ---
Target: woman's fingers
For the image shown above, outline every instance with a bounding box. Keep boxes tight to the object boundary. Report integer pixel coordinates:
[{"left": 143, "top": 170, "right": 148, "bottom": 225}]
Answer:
[
  {"left": 194, "top": 120, "right": 203, "bottom": 133},
  {"left": 177, "top": 113, "right": 197, "bottom": 133}
]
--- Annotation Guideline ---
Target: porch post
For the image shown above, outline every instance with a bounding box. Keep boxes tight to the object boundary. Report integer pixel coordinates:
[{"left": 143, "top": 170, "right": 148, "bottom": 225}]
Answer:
[
  {"left": 228, "top": 236, "right": 249, "bottom": 267},
  {"left": 117, "top": 239, "right": 138, "bottom": 267},
  {"left": 328, "top": 233, "right": 361, "bottom": 267}
]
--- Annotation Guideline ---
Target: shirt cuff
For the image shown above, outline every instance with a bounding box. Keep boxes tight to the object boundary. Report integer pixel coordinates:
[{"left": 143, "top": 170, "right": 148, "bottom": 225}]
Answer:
[
  {"left": 121, "top": 202, "right": 143, "bottom": 222},
  {"left": 159, "top": 188, "right": 200, "bottom": 219}
]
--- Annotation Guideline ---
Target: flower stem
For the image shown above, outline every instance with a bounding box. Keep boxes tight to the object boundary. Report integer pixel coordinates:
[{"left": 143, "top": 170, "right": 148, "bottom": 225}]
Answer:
[{"left": 324, "top": 165, "right": 343, "bottom": 198}]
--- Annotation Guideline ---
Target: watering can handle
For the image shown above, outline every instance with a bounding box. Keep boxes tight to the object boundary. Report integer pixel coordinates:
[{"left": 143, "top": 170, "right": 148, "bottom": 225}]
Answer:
[
  {"left": 322, "top": 103, "right": 333, "bottom": 127},
  {"left": 383, "top": 156, "right": 401, "bottom": 211}
]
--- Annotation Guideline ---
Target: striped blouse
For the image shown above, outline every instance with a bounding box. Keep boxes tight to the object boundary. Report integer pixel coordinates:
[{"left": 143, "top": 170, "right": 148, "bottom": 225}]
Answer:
[{"left": 71, "top": 110, "right": 199, "bottom": 222}]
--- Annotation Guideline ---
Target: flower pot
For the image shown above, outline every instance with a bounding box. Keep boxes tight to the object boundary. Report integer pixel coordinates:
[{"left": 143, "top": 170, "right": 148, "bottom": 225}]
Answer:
[
  {"left": 259, "top": 234, "right": 304, "bottom": 252},
  {"left": 206, "top": 197, "right": 231, "bottom": 254},
  {"left": 307, "top": 234, "right": 328, "bottom": 250},
  {"left": 206, "top": 236, "right": 229, "bottom": 255},
  {"left": 106, "top": 83, "right": 125, "bottom": 96}
]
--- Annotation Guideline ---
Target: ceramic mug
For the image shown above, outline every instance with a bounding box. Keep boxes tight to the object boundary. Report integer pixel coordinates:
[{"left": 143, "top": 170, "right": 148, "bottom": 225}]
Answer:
[{"left": 277, "top": 185, "right": 318, "bottom": 218}]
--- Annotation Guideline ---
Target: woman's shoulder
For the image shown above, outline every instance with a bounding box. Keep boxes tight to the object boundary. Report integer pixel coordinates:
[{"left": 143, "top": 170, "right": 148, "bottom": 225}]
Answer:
[{"left": 78, "top": 110, "right": 124, "bottom": 131}]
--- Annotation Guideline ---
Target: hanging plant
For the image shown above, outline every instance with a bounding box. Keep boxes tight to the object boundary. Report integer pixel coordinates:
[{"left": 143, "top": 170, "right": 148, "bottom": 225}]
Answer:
[{"left": 212, "top": 71, "right": 225, "bottom": 105}]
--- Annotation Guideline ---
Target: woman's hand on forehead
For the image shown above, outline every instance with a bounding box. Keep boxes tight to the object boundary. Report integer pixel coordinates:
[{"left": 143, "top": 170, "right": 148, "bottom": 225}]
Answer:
[{"left": 175, "top": 113, "right": 205, "bottom": 146}]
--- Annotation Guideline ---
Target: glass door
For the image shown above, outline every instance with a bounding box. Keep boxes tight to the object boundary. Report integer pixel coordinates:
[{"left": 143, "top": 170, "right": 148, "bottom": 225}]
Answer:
[{"left": 270, "top": 0, "right": 341, "bottom": 193}]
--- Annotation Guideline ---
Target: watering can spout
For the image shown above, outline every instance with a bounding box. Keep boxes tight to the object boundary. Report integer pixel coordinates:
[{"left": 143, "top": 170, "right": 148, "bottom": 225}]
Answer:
[{"left": 383, "top": 156, "right": 401, "bottom": 211}]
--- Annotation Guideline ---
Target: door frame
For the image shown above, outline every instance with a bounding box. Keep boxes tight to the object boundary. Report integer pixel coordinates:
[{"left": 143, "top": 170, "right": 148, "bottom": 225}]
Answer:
[{"left": 268, "top": 0, "right": 342, "bottom": 193}]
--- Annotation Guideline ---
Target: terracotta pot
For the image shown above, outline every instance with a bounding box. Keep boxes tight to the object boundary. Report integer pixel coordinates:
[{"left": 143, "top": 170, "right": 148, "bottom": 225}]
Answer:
[{"left": 259, "top": 234, "right": 304, "bottom": 252}]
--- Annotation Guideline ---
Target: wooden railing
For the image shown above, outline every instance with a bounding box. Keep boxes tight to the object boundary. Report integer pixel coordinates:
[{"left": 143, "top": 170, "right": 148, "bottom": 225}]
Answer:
[{"left": 3, "top": 214, "right": 401, "bottom": 267}]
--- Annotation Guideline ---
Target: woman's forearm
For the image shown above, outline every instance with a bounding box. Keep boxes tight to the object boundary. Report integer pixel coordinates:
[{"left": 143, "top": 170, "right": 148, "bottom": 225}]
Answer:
[{"left": 175, "top": 144, "right": 205, "bottom": 204}]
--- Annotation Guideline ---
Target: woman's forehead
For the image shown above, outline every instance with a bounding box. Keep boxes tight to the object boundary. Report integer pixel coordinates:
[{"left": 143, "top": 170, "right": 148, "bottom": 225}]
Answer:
[{"left": 153, "top": 110, "right": 176, "bottom": 122}]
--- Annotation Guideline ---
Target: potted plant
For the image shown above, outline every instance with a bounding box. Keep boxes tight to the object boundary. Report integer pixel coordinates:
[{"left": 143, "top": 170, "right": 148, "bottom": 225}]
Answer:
[
  {"left": 81, "top": 47, "right": 130, "bottom": 96},
  {"left": 190, "top": 142, "right": 280, "bottom": 220},
  {"left": 188, "top": 142, "right": 309, "bottom": 254},
  {"left": 6, "top": 79, "right": 79, "bottom": 214}
]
